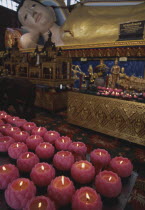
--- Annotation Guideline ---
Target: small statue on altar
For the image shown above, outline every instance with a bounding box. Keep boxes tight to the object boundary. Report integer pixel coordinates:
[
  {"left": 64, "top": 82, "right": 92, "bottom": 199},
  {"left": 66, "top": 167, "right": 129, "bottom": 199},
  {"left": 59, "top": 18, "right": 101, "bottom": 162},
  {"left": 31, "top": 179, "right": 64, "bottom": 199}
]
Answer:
[
  {"left": 110, "top": 58, "right": 121, "bottom": 88},
  {"left": 94, "top": 59, "right": 109, "bottom": 78}
]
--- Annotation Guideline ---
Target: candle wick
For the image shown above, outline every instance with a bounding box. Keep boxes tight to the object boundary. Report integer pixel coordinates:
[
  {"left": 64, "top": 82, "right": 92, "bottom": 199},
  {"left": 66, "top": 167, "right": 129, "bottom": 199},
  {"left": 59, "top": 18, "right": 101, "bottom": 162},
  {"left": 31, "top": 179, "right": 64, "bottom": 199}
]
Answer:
[
  {"left": 2, "top": 166, "right": 6, "bottom": 171},
  {"left": 38, "top": 202, "right": 42, "bottom": 208}
]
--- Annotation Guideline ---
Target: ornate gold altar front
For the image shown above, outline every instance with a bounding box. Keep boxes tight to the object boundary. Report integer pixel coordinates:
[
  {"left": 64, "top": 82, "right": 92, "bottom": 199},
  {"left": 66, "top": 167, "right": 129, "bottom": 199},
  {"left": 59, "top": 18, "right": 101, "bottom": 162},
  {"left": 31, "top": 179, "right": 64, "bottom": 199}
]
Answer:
[{"left": 67, "top": 92, "right": 145, "bottom": 146}]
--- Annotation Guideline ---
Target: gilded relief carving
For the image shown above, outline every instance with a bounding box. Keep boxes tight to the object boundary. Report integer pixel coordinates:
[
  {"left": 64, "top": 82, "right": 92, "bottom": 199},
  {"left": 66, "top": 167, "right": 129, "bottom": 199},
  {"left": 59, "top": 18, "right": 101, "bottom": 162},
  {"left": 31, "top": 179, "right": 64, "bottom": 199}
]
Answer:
[{"left": 67, "top": 92, "right": 145, "bottom": 146}]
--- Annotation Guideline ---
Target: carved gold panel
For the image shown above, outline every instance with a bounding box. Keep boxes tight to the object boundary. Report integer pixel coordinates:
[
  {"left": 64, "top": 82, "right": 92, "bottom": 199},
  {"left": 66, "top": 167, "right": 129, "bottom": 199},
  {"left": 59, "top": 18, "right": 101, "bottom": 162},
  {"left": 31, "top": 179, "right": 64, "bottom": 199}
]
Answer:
[{"left": 67, "top": 92, "right": 145, "bottom": 146}]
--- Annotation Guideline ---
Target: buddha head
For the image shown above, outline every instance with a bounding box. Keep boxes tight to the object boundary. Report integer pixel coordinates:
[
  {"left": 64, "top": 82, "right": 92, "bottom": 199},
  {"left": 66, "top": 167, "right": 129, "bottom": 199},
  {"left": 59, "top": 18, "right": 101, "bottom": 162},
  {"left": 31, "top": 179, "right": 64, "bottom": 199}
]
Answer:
[{"left": 17, "top": 0, "right": 56, "bottom": 34}]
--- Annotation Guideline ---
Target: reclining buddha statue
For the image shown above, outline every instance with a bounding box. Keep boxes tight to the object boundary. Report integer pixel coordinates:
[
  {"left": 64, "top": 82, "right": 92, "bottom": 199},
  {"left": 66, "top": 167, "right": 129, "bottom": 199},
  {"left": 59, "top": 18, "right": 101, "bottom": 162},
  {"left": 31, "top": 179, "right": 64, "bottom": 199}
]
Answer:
[{"left": 17, "top": 0, "right": 145, "bottom": 48}]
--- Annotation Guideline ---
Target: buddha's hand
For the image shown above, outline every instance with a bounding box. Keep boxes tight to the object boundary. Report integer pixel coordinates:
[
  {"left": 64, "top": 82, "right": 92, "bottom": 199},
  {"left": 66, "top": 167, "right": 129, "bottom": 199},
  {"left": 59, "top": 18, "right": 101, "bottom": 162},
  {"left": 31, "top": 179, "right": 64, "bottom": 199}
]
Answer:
[{"left": 20, "top": 32, "right": 40, "bottom": 49}]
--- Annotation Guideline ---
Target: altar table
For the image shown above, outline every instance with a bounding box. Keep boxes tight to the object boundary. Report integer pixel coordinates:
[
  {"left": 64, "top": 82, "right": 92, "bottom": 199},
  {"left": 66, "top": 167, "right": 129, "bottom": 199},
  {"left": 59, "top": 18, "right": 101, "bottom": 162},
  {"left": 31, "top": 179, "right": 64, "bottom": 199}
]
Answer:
[{"left": 67, "top": 91, "right": 145, "bottom": 146}]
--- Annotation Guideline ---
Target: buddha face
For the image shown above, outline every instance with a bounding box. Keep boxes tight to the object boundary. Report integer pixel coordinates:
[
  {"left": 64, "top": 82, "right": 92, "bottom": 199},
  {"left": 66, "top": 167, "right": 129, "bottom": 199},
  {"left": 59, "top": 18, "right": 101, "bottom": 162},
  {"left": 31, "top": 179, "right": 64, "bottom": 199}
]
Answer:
[{"left": 18, "top": 0, "right": 56, "bottom": 34}]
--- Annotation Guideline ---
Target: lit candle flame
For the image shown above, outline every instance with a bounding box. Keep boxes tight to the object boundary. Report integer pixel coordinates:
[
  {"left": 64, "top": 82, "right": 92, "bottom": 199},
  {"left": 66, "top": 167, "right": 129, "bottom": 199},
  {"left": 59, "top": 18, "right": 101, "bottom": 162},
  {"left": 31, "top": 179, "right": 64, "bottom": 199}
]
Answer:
[
  {"left": 120, "top": 161, "right": 123, "bottom": 164},
  {"left": 62, "top": 139, "right": 65, "bottom": 143},
  {"left": 76, "top": 143, "right": 79, "bottom": 147},
  {"left": 20, "top": 132, "right": 23, "bottom": 135},
  {"left": 28, "top": 125, "right": 31, "bottom": 128},
  {"left": 4, "top": 141, "right": 6, "bottom": 143},
  {"left": 61, "top": 176, "right": 65, "bottom": 185},
  {"left": 81, "top": 163, "right": 85, "bottom": 169},
  {"left": 38, "top": 127, "right": 41, "bottom": 132},
  {"left": 99, "top": 152, "right": 102, "bottom": 156},
  {"left": 109, "top": 176, "right": 112, "bottom": 182},
  {"left": 2, "top": 166, "right": 6, "bottom": 171},
  {"left": 38, "top": 202, "right": 42, "bottom": 208},
  {"left": 13, "top": 118, "right": 16, "bottom": 121},
  {"left": 41, "top": 165, "right": 45, "bottom": 171},
  {"left": 19, "top": 181, "right": 23, "bottom": 187},
  {"left": 62, "top": 154, "right": 65, "bottom": 157},
  {"left": 50, "top": 133, "right": 54, "bottom": 136},
  {"left": 34, "top": 135, "right": 37, "bottom": 139},
  {"left": 2, "top": 126, "right": 5, "bottom": 128},
  {"left": 44, "top": 145, "right": 47, "bottom": 148},
  {"left": 86, "top": 192, "right": 90, "bottom": 201},
  {"left": 27, "top": 154, "right": 29, "bottom": 158},
  {"left": 11, "top": 128, "right": 14, "bottom": 131},
  {"left": 16, "top": 144, "right": 19, "bottom": 148}
]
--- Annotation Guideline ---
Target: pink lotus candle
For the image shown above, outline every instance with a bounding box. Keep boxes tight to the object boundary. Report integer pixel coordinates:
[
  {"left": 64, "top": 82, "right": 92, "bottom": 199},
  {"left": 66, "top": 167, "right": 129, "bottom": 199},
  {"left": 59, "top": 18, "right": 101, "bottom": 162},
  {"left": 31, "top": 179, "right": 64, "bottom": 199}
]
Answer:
[
  {"left": 95, "top": 170, "right": 122, "bottom": 198},
  {"left": 1, "top": 114, "right": 12, "bottom": 123},
  {"left": 5, "top": 178, "right": 36, "bottom": 209},
  {"left": 90, "top": 149, "right": 111, "bottom": 172},
  {"left": 6, "top": 116, "right": 20, "bottom": 125},
  {"left": 69, "top": 141, "right": 87, "bottom": 160},
  {"left": 22, "top": 122, "right": 37, "bottom": 133},
  {"left": 24, "top": 196, "right": 56, "bottom": 210},
  {"left": 0, "top": 124, "right": 12, "bottom": 135},
  {"left": 13, "top": 119, "right": 27, "bottom": 127},
  {"left": 0, "top": 119, "right": 5, "bottom": 126},
  {"left": 72, "top": 187, "right": 102, "bottom": 210},
  {"left": 0, "top": 164, "right": 19, "bottom": 190},
  {"left": 26, "top": 135, "right": 43, "bottom": 150},
  {"left": 31, "top": 127, "right": 47, "bottom": 137},
  {"left": 35, "top": 142, "right": 55, "bottom": 160},
  {"left": 55, "top": 136, "right": 72, "bottom": 151},
  {"left": 13, "top": 131, "right": 29, "bottom": 143},
  {"left": 5, "top": 126, "right": 20, "bottom": 137},
  {"left": 71, "top": 160, "right": 95, "bottom": 184},
  {"left": 17, "top": 152, "right": 39, "bottom": 173},
  {"left": 48, "top": 176, "right": 75, "bottom": 206},
  {"left": 0, "top": 136, "right": 15, "bottom": 152},
  {"left": 109, "top": 156, "right": 133, "bottom": 177},
  {"left": 30, "top": 162, "right": 55, "bottom": 187},
  {"left": 8, "top": 142, "right": 28, "bottom": 159},
  {"left": 53, "top": 151, "right": 75, "bottom": 171},
  {"left": 44, "top": 130, "right": 60, "bottom": 144},
  {"left": 0, "top": 111, "right": 7, "bottom": 119}
]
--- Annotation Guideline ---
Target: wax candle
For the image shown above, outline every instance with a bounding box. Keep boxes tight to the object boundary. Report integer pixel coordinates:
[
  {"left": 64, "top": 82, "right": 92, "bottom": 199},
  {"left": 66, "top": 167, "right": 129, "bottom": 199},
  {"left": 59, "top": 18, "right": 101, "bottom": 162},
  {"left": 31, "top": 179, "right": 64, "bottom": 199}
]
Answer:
[
  {"left": 0, "top": 164, "right": 19, "bottom": 190},
  {"left": 69, "top": 142, "right": 87, "bottom": 161},
  {"left": 95, "top": 170, "right": 122, "bottom": 198},
  {"left": 17, "top": 152, "right": 39, "bottom": 172},
  {"left": 8, "top": 142, "right": 28, "bottom": 159},
  {"left": 13, "top": 131, "right": 29, "bottom": 143},
  {"left": 0, "top": 136, "right": 15, "bottom": 152},
  {"left": 13, "top": 119, "right": 27, "bottom": 127},
  {"left": 53, "top": 151, "right": 75, "bottom": 171},
  {"left": 0, "top": 124, "right": 12, "bottom": 135},
  {"left": 0, "top": 111, "right": 7, "bottom": 119},
  {"left": 30, "top": 162, "right": 55, "bottom": 187},
  {"left": 31, "top": 127, "right": 47, "bottom": 137},
  {"left": 5, "top": 178, "right": 36, "bottom": 209},
  {"left": 71, "top": 160, "right": 95, "bottom": 184},
  {"left": 109, "top": 156, "right": 133, "bottom": 177},
  {"left": 0, "top": 119, "right": 5, "bottom": 126},
  {"left": 48, "top": 176, "right": 75, "bottom": 206},
  {"left": 26, "top": 135, "right": 43, "bottom": 150},
  {"left": 22, "top": 122, "right": 37, "bottom": 133},
  {"left": 5, "top": 126, "right": 20, "bottom": 137},
  {"left": 6, "top": 116, "right": 20, "bottom": 125},
  {"left": 44, "top": 130, "right": 60, "bottom": 144},
  {"left": 55, "top": 136, "right": 72, "bottom": 151},
  {"left": 24, "top": 196, "right": 56, "bottom": 210},
  {"left": 35, "top": 142, "right": 55, "bottom": 160},
  {"left": 1, "top": 114, "right": 12, "bottom": 123},
  {"left": 90, "top": 149, "right": 111, "bottom": 172},
  {"left": 72, "top": 187, "right": 102, "bottom": 210}
]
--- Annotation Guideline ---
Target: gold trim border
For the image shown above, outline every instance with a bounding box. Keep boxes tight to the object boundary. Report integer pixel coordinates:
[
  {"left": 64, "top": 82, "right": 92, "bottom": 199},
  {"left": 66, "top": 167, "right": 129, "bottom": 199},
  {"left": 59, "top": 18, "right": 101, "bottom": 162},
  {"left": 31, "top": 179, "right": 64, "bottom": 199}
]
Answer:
[{"left": 62, "top": 40, "right": 145, "bottom": 50}]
